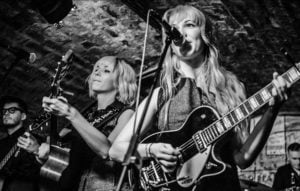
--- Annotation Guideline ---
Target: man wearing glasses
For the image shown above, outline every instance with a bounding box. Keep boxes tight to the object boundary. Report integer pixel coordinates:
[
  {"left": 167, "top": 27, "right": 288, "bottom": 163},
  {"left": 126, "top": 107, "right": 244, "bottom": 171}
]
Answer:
[{"left": 0, "top": 96, "right": 41, "bottom": 191}]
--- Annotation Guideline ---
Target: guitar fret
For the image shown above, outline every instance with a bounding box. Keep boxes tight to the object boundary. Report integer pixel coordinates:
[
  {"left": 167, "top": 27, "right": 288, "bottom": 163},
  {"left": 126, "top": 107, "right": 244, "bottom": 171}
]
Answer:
[
  {"left": 207, "top": 128, "right": 215, "bottom": 141},
  {"left": 288, "top": 68, "right": 299, "bottom": 81},
  {"left": 261, "top": 89, "right": 271, "bottom": 101},
  {"left": 213, "top": 124, "right": 221, "bottom": 134},
  {"left": 249, "top": 97, "right": 258, "bottom": 110},
  {"left": 239, "top": 105, "right": 248, "bottom": 116},
  {"left": 223, "top": 117, "right": 231, "bottom": 129},
  {"left": 210, "top": 126, "right": 218, "bottom": 137},
  {"left": 215, "top": 121, "right": 225, "bottom": 133},
  {"left": 230, "top": 112, "right": 238, "bottom": 124},
  {"left": 205, "top": 130, "right": 212, "bottom": 143},
  {"left": 255, "top": 93, "right": 264, "bottom": 105},
  {"left": 235, "top": 108, "right": 244, "bottom": 121},
  {"left": 284, "top": 72, "right": 292, "bottom": 84},
  {"left": 200, "top": 132, "right": 208, "bottom": 146},
  {"left": 202, "top": 131, "right": 209, "bottom": 145},
  {"left": 227, "top": 114, "right": 235, "bottom": 125},
  {"left": 214, "top": 125, "right": 221, "bottom": 136},
  {"left": 244, "top": 101, "right": 253, "bottom": 113}
]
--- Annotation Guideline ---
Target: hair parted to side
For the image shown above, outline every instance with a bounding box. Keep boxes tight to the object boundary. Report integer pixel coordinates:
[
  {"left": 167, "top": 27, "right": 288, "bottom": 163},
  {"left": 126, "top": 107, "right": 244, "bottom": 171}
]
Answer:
[
  {"left": 161, "top": 5, "right": 246, "bottom": 115},
  {"left": 113, "top": 58, "right": 137, "bottom": 106},
  {"left": 288, "top": 142, "right": 300, "bottom": 152},
  {"left": 87, "top": 56, "right": 137, "bottom": 106},
  {"left": 0, "top": 95, "right": 28, "bottom": 114}
]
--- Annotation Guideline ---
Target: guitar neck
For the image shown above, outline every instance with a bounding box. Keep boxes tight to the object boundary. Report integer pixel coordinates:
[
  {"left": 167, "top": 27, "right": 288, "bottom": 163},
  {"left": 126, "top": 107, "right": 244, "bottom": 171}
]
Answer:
[
  {"left": 194, "top": 63, "right": 300, "bottom": 149},
  {"left": 50, "top": 114, "right": 59, "bottom": 145},
  {"left": 0, "top": 144, "right": 18, "bottom": 170}
]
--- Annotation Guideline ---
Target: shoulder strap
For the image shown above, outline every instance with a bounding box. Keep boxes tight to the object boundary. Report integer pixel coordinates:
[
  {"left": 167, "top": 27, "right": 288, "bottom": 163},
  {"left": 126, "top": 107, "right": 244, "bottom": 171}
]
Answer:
[{"left": 92, "top": 106, "right": 124, "bottom": 129}]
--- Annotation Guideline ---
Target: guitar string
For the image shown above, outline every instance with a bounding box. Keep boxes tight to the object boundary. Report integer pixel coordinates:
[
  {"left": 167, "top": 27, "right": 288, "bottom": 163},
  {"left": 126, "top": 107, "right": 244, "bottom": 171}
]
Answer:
[
  {"left": 145, "top": 126, "right": 221, "bottom": 178},
  {"left": 145, "top": 126, "right": 224, "bottom": 178},
  {"left": 146, "top": 139, "right": 195, "bottom": 177},
  {"left": 144, "top": 69, "right": 300, "bottom": 182}
]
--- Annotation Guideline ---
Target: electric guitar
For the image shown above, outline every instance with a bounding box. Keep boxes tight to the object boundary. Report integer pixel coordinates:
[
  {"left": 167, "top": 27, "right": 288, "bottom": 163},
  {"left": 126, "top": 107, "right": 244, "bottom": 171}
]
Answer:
[
  {"left": 139, "top": 62, "right": 300, "bottom": 191},
  {"left": 40, "top": 49, "right": 73, "bottom": 182},
  {"left": 0, "top": 112, "right": 50, "bottom": 190},
  {"left": 0, "top": 111, "right": 51, "bottom": 171}
]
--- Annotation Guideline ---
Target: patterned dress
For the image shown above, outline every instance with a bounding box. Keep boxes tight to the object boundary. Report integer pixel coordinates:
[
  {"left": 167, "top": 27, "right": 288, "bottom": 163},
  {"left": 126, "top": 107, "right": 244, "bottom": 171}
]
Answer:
[{"left": 59, "top": 100, "right": 132, "bottom": 191}]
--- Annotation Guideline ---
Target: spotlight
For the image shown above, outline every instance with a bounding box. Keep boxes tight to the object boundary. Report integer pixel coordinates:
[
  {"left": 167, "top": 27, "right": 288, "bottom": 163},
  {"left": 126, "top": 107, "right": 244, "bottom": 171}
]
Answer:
[{"left": 32, "top": 0, "right": 73, "bottom": 24}]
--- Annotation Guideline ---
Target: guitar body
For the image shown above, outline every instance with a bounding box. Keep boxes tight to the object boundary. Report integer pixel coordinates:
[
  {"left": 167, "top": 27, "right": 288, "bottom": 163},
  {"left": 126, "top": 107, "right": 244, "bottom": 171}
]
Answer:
[
  {"left": 140, "top": 106, "right": 227, "bottom": 191},
  {"left": 40, "top": 145, "right": 70, "bottom": 182}
]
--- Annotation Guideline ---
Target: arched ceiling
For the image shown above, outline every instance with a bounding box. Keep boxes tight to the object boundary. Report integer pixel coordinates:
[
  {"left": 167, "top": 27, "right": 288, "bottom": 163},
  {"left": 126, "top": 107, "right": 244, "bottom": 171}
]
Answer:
[{"left": 0, "top": 0, "right": 299, "bottom": 124}]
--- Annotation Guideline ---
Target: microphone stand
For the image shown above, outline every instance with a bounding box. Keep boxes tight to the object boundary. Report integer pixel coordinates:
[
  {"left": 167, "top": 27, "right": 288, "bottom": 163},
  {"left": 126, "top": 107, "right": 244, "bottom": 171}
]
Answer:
[{"left": 116, "top": 36, "right": 172, "bottom": 191}]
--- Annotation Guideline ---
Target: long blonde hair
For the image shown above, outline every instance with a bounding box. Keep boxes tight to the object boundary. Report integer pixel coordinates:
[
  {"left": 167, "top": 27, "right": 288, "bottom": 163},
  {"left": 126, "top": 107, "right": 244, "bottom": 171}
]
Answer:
[
  {"left": 161, "top": 5, "right": 246, "bottom": 115},
  {"left": 87, "top": 56, "right": 137, "bottom": 106}
]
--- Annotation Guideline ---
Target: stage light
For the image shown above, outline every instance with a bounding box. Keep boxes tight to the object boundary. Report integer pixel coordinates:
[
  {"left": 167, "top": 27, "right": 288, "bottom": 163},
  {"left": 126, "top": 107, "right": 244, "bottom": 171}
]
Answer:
[{"left": 32, "top": 0, "right": 73, "bottom": 24}]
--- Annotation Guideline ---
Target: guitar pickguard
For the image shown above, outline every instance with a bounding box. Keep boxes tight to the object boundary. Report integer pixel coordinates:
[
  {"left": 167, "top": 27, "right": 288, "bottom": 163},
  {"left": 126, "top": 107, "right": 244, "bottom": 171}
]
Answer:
[{"left": 140, "top": 106, "right": 227, "bottom": 191}]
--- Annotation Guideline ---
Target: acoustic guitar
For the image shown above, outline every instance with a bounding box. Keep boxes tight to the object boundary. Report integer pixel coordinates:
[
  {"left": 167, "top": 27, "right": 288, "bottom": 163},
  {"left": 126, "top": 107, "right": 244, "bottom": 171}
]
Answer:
[
  {"left": 40, "top": 49, "right": 73, "bottom": 182},
  {"left": 139, "top": 62, "right": 300, "bottom": 191}
]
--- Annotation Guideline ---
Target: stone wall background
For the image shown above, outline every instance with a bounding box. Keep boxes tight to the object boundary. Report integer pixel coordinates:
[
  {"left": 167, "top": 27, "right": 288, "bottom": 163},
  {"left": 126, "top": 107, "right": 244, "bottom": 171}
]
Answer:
[
  {"left": 239, "top": 112, "right": 300, "bottom": 187},
  {"left": 0, "top": 0, "right": 299, "bottom": 188}
]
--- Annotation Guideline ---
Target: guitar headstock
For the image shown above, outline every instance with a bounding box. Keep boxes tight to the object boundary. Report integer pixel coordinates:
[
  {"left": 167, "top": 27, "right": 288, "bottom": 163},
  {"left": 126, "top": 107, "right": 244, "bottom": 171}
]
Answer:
[{"left": 50, "top": 49, "right": 73, "bottom": 97}]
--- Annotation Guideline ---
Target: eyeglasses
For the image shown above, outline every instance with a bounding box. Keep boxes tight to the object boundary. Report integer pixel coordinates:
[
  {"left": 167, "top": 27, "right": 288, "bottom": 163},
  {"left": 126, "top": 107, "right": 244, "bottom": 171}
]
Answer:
[{"left": 2, "top": 107, "right": 23, "bottom": 115}]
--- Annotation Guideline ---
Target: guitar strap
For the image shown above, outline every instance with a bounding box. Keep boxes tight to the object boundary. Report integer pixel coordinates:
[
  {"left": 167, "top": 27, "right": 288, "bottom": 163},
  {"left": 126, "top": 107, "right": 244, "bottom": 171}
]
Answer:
[{"left": 90, "top": 105, "right": 124, "bottom": 130}]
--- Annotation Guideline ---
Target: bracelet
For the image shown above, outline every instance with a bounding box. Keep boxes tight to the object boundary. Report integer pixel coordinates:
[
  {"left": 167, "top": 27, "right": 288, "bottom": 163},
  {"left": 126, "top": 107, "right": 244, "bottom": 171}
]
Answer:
[
  {"left": 148, "top": 143, "right": 154, "bottom": 157},
  {"left": 145, "top": 144, "right": 150, "bottom": 158}
]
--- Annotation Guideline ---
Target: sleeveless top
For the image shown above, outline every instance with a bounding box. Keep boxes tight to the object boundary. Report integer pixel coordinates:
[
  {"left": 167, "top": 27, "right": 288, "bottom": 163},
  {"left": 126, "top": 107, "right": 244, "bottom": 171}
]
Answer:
[
  {"left": 157, "top": 78, "right": 212, "bottom": 131},
  {"left": 157, "top": 78, "right": 242, "bottom": 191},
  {"left": 78, "top": 100, "right": 132, "bottom": 191}
]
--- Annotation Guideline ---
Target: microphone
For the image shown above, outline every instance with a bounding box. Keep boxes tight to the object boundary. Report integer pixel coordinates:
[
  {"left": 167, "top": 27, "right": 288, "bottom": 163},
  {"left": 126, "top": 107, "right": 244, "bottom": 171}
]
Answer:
[
  {"left": 280, "top": 47, "right": 299, "bottom": 72},
  {"left": 280, "top": 48, "right": 295, "bottom": 64},
  {"left": 8, "top": 47, "right": 37, "bottom": 64},
  {"left": 150, "top": 10, "right": 185, "bottom": 46}
]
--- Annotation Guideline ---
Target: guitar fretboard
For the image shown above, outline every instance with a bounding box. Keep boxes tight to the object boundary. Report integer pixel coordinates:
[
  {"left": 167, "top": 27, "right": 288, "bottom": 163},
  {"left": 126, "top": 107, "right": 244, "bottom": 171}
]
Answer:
[
  {"left": 194, "top": 63, "right": 300, "bottom": 150},
  {"left": 0, "top": 144, "right": 18, "bottom": 170}
]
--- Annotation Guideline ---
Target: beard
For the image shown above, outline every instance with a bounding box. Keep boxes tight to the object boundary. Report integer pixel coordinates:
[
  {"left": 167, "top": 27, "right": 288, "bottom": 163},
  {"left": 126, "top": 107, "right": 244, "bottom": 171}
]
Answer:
[
  {"left": 3, "top": 118, "right": 20, "bottom": 129},
  {"left": 3, "top": 123, "right": 18, "bottom": 129}
]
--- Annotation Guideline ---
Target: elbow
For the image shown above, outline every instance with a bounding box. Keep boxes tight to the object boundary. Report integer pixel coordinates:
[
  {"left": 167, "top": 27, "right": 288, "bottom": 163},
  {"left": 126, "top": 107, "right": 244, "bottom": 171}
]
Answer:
[
  {"left": 100, "top": 151, "right": 109, "bottom": 160},
  {"left": 95, "top": 141, "right": 111, "bottom": 160},
  {"left": 96, "top": 147, "right": 110, "bottom": 160},
  {"left": 108, "top": 147, "right": 117, "bottom": 161},
  {"left": 109, "top": 143, "right": 124, "bottom": 162}
]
